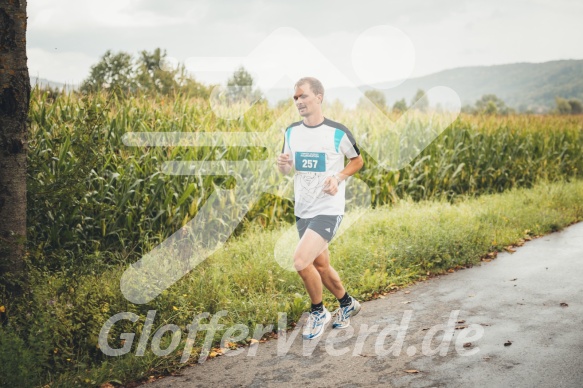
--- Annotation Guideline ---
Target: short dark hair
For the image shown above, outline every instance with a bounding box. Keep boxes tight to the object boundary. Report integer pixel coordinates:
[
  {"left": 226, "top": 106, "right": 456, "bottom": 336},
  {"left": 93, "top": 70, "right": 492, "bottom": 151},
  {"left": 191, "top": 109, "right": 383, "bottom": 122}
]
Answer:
[{"left": 294, "top": 77, "right": 324, "bottom": 99}]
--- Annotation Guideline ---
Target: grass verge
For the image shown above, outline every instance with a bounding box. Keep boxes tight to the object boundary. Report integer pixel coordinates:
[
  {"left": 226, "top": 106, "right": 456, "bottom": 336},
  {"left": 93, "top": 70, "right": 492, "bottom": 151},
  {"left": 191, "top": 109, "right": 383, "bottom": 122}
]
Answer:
[{"left": 3, "top": 178, "right": 583, "bottom": 387}]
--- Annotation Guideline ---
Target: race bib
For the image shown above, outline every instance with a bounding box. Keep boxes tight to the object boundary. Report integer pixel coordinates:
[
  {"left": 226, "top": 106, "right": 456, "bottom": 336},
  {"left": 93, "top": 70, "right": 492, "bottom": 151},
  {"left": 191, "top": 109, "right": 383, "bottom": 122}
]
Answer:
[{"left": 295, "top": 152, "right": 326, "bottom": 172}]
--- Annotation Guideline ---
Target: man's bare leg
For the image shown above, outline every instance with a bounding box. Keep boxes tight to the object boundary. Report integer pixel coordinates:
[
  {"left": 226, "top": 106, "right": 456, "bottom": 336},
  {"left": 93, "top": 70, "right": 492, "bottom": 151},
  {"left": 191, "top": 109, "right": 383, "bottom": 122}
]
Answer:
[
  {"left": 313, "top": 247, "right": 346, "bottom": 299},
  {"left": 294, "top": 229, "right": 347, "bottom": 301},
  {"left": 293, "top": 229, "right": 329, "bottom": 303}
]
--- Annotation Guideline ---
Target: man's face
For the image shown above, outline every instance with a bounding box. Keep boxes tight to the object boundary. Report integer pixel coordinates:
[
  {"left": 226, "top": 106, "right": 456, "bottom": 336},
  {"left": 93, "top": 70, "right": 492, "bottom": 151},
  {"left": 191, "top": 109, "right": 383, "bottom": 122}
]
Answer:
[{"left": 293, "top": 83, "right": 322, "bottom": 117}]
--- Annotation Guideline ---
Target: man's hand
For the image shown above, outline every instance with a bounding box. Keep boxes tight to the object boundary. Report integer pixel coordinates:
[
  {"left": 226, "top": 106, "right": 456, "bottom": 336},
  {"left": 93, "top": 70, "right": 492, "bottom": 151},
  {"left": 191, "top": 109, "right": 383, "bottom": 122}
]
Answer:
[
  {"left": 323, "top": 175, "right": 340, "bottom": 195},
  {"left": 277, "top": 153, "right": 293, "bottom": 174}
]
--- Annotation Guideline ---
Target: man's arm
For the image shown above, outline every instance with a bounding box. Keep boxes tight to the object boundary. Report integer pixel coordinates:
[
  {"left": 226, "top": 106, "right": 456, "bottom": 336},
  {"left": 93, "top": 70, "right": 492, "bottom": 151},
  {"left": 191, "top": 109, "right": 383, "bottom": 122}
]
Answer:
[
  {"left": 277, "top": 153, "right": 293, "bottom": 174},
  {"left": 336, "top": 155, "right": 364, "bottom": 182},
  {"left": 322, "top": 155, "right": 364, "bottom": 195},
  {"left": 278, "top": 127, "right": 294, "bottom": 174}
]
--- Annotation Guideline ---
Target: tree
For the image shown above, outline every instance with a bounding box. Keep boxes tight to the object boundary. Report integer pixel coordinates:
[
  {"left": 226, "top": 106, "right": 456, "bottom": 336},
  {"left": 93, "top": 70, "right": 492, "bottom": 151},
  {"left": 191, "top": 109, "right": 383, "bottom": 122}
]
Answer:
[
  {"left": 135, "top": 48, "right": 178, "bottom": 95},
  {"left": 226, "top": 66, "right": 262, "bottom": 103},
  {"left": 410, "top": 89, "right": 429, "bottom": 112},
  {"left": 392, "top": 98, "right": 407, "bottom": 114},
  {"left": 461, "top": 104, "right": 475, "bottom": 114},
  {"left": 568, "top": 99, "right": 583, "bottom": 115},
  {"left": 175, "top": 63, "right": 210, "bottom": 99},
  {"left": 80, "top": 50, "right": 136, "bottom": 95},
  {"left": 81, "top": 48, "right": 210, "bottom": 98},
  {"left": 555, "top": 97, "right": 583, "bottom": 115},
  {"left": 474, "top": 94, "right": 512, "bottom": 115},
  {"left": 554, "top": 97, "right": 571, "bottom": 115},
  {"left": 358, "top": 90, "right": 387, "bottom": 111},
  {"left": 0, "top": 0, "right": 30, "bottom": 294}
]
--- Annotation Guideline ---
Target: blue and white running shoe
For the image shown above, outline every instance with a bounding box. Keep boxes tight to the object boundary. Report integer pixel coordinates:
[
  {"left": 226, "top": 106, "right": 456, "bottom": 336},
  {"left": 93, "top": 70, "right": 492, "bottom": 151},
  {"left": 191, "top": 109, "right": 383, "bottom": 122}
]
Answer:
[
  {"left": 302, "top": 307, "right": 331, "bottom": 340},
  {"left": 332, "top": 297, "right": 361, "bottom": 329}
]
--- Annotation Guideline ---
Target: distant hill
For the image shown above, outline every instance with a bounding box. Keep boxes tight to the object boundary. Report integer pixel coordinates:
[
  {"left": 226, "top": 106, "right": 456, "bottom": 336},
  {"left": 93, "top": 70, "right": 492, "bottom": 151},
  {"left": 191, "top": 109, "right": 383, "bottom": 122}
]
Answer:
[
  {"left": 30, "top": 77, "right": 76, "bottom": 91},
  {"left": 361, "top": 59, "right": 583, "bottom": 112},
  {"left": 32, "top": 59, "right": 583, "bottom": 112}
]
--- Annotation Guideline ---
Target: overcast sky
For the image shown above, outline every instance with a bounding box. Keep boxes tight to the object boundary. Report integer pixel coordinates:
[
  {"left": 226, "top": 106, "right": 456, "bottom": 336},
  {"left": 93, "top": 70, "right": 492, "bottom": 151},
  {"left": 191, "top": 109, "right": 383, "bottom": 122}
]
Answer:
[{"left": 27, "top": 0, "right": 583, "bottom": 90}]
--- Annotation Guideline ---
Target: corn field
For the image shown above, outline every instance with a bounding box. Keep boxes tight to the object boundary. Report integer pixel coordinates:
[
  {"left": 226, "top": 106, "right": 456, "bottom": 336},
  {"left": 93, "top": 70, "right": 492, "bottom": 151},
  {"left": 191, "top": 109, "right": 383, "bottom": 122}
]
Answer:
[{"left": 26, "top": 90, "right": 583, "bottom": 268}]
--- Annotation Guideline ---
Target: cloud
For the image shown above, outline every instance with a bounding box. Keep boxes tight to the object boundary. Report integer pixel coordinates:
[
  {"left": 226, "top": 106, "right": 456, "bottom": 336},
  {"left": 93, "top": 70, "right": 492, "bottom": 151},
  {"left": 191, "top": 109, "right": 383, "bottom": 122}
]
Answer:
[
  {"left": 27, "top": 48, "right": 96, "bottom": 85},
  {"left": 29, "top": 0, "right": 206, "bottom": 32},
  {"left": 26, "top": 0, "right": 583, "bottom": 88}
]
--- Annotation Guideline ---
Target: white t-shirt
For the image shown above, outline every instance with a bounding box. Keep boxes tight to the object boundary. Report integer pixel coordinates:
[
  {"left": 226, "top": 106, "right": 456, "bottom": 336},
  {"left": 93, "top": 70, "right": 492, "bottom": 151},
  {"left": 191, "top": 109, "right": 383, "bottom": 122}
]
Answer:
[{"left": 281, "top": 118, "right": 361, "bottom": 218}]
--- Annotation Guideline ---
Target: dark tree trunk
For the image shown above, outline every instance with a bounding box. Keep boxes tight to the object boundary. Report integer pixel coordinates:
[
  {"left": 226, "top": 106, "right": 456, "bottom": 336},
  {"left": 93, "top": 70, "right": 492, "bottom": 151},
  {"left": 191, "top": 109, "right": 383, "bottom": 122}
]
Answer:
[{"left": 0, "top": 0, "right": 30, "bottom": 297}]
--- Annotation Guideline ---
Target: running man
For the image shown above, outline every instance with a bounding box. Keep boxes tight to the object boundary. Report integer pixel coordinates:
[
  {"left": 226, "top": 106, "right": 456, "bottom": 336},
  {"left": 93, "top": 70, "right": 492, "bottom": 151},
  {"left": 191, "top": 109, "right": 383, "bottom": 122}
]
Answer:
[{"left": 277, "top": 77, "right": 364, "bottom": 340}]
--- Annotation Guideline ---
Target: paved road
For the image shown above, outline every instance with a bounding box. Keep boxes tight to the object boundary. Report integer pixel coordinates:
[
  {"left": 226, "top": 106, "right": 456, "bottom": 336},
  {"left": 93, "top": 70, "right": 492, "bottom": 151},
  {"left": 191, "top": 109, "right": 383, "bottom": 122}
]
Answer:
[{"left": 145, "top": 222, "right": 583, "bottom": 388}]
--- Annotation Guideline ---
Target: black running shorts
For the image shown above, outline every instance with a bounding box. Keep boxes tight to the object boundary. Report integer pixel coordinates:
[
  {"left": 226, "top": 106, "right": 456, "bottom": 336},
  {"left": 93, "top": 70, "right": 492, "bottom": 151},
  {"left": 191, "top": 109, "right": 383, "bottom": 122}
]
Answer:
[{"left": 295, "top": 214, "right": 343, "bottom": 242}]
